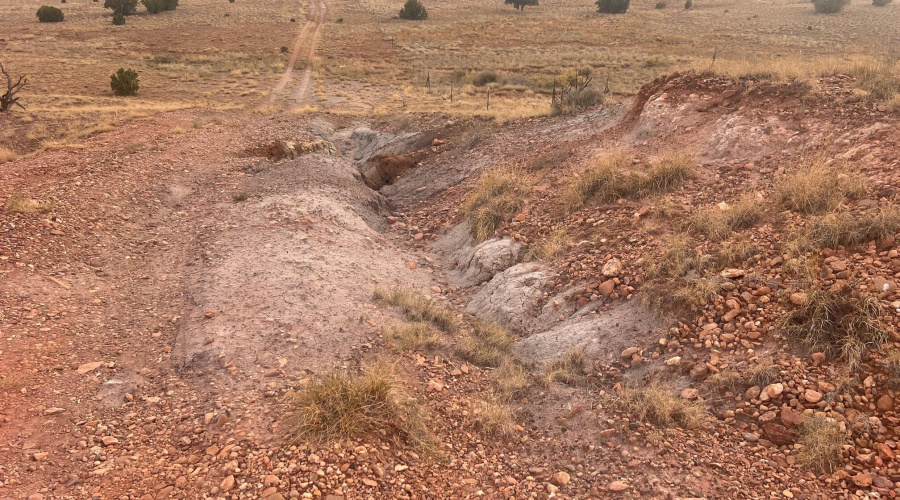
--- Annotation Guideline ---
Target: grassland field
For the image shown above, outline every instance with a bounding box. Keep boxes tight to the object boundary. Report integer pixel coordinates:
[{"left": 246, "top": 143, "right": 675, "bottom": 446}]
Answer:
[{"left": 1, "top": 0, "right": 898, "bottom": 155}]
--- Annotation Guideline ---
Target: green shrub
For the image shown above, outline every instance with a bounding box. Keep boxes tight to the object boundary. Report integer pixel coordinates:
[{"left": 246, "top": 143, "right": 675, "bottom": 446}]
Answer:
[
  {"left": 36, "top": 5, "right": 64, "bottom": 22},
  {"left": 399, "top": 0, "right": 428, "bottom": 19},
  {"left": 684, "top": 0, "right": 692, "bottom": 8},
  {"left": 105, "top": 0, "right": 137, "bottom": 14},
  {"left": 110, "top": 68, "right": 139, "bottom": 96},
  {"left": 655, "top": 1, "right": 666, "bottom": 8},
  {"left": 112, "top": 11, "right": 125, "bottom": 24},
  {"left": 505, "top": 0, "right": 538, "bottom": 9},
  {"left": 143, "top": 0, "right": 177, "bottom": 13},
  {"left": 596, "top": 0, "right": 629, "bottom": 13},
  {"left": 813, "top": 0, "right": 849, "bottom": 13},
  {"left": 873, "top": 0, "right": 893, "bottom": 5}
]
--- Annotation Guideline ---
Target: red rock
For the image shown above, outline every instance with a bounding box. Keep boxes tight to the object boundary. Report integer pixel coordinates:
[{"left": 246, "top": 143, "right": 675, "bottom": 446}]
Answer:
[
  {"left": 852, "top": 472, "right": 873, "bottom": 488},
  {"left": 608, "top": 481, "right": 629, "bottom": 492},
  {"left": 761, "top": 423, "right": 792, "bottom": 446},
  {"left": 780, "top": 408, "right": 804, "bottom": 428}
]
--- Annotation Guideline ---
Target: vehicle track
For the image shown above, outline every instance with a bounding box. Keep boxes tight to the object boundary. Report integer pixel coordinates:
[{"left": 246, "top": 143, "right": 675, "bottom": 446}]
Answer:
[{"left": 270, "top": 0, "right": 327, "bottom": 106}]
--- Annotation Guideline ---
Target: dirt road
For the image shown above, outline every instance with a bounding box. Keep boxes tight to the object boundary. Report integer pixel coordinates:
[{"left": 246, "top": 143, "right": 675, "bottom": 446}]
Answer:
[{"left": 270, "top": 0, "right": 327, "bottom": 106}]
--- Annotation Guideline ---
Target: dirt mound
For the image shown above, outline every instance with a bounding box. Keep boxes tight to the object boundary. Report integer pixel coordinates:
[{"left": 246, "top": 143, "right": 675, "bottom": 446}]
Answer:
[{"left": 245, "top": 139, "right": 338, "bottom": 159}]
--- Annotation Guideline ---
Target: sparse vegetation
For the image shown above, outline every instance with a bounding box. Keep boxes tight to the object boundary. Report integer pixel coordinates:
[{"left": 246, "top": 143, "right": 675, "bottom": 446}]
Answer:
[
  {"left": 472, "top": 70, "right": 500, "bottom": 87},
  {"left": 563, "top": 151, "right": 693, "bottom": 209},
  {"left": 5, "top": 194, "right": 55, "bottom": 214},
  {"left": 231, "top": 191, "right": 249, "bottom": 202},
  {"left": 462, "top": 169, "right": 529, "bottom": 242},
  {"left": 373, "top": 287, "right": 457, "bottom": 333},
  {"left": 36, "top": 6, "right": 64, "bottom": 22},
  {"left": 873, "top": 0, "right": 893, "bottom": 6},
  {"left": 655, "top": 1, "right": 666, "bottom": 8},
  {"left": 525, "top": 228, "right": 567, "bottom": 261},
  {"left": 806, "top": 207, "right": 900, "bottom": 248},
  {"left": 399, "top": 0, "right": 428, "bottom": 20},
  {"left": 716, "top": 236, "right": 758, "bottom": 267},
  {"left": 596, "top": 0, "right": 630, "bottom": 14},
  {"left": 884, "top": 351, "right": 900, "bottom": 388},
  {"left": 812, "top": 0, "right": 849, "bottom": 13},
  {"left": 286, "top": 366, "right": 433, "bottom": 450},
  {"left": 641, "top": 233, "right": 725, "bottom": 317},
  {"left": 781, "top": 288, "right": 888, "bottom": 366},
  {"left": 542, "top": 347, "right": 587, "bottom": 386},
  {"left": 798, "top": 416, "right": 845, "bottom": 473},
  {"left": 551, "top": 68, "right": 604, "bottom": 115},
  {"left": 618, "top": 379, "right": 707, "bottom": 429},
  {"left": 690, "top": 195, "right": 764, "bottom": 241},
  {"left": 470, "top": 397, "right": 517, "bottom": 437},
  {"left": 110, "top": 68, "right": 139, "bottom": 96},
  {"left": 505, "top": 0, "right": 538, "bottom": 9},
  {"left": 775, "top": 159, "right": 865, "bottom": 215},
  {"left": 456, "top": 320, "right": 515, "bottom": 367},
  {"left": 385, "top": 321, "right": 444, "bottom": 350},
  {"left": 852, "top": 61, "right": 900, "bottom": 101},
  {"left": 494, "top": 358, "right": 530, "bottom": 397},
  {"left": 745, "top": 360, "right": 779, "bottom": 388},
  {"left": 0, "top": 148, "right": 18, "bottom": 164},
  {"left": 684, "top": 0, "right": 692, "bottom": 8}
]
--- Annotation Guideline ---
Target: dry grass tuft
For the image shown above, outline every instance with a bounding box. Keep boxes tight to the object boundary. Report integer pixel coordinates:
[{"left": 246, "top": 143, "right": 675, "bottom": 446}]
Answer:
[
  {"left": 853, "top": 60, "right": 900, "bottom": 102},
  {"left": 386, "top": 322, "right": 444, "bottom": 351},
  {"left": 5, "top": 194, "right": 55, "bottom": 214},
  {"left": 884, "top": 351, "right": 900, "bottom": 389},
  {"left": 373, "top": 288, "right": 457, "bottom": 333},
  {"left": 798, "top": 416, "right": 845, "bottom": 473},
  {"left": 745, "top": 360, "right": 779, "bottom": 388},
  {"left": 0, "top": 372, "right": 28, "bottom": 393},
  {"left": 563, "top": 151, "right": 693, "bottom": 209},
  {"left": 641, "top": 234, "right": 724, "bottom": 317},
  {"left": 690, "top": 196, "right": 764, "bottom": 241},
  {"left": 704, "top": 370, "right": 742, "bottom": 397},
  {"left": 716, "top": 236, "right": 759, "bottom": 267},
  {"left": 542, "top": 347, "right": 587, "bottom": 386},
  {"left": 618, "top": 379, "right": 707, "bottom": 429},
  {"left": 806, "top": 207, "right": 900, "bottom": 249},
  {"left": 0, "top": 148, "right": 18, "bottom": 164},
  {"left": 525, "top": 228, "right": 568, "bottom": 261},
  {"left": 463, "top": 169, "right": 530, "bottom": 242},
  {"left": 470, "top": 397, "right": 517, "bottom": 437},
  {"left": 781, "top": 288, "right": 887, "bottom": 367},
  {"left": 286, "top": 366, "right": 433, "bottom": 450},
  {"left": 775, "top": 159, "right": 866, "bottom": 215},
  {"left": 456, "top": 321, "right": 515, "bottom": 367},
  {"left": 494, "top": 358, "right": 531, "bottom": 397}
]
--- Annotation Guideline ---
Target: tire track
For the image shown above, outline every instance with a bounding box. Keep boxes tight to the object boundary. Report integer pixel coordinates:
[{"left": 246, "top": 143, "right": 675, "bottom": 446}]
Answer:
[{"left": 270, "top": 0, "right": 326, "bottom": 105}]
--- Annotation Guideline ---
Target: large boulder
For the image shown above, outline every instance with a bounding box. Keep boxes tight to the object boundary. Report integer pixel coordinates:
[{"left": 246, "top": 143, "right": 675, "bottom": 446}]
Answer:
[
  {"left": 466, "top": 263, "right": 546, "bottom": 332},
  {"left": 451, "top": 237, "right": 520, "bottom": 287},
  {"left": 515, "top": 302, "right": 661, "bottom": 365}
]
